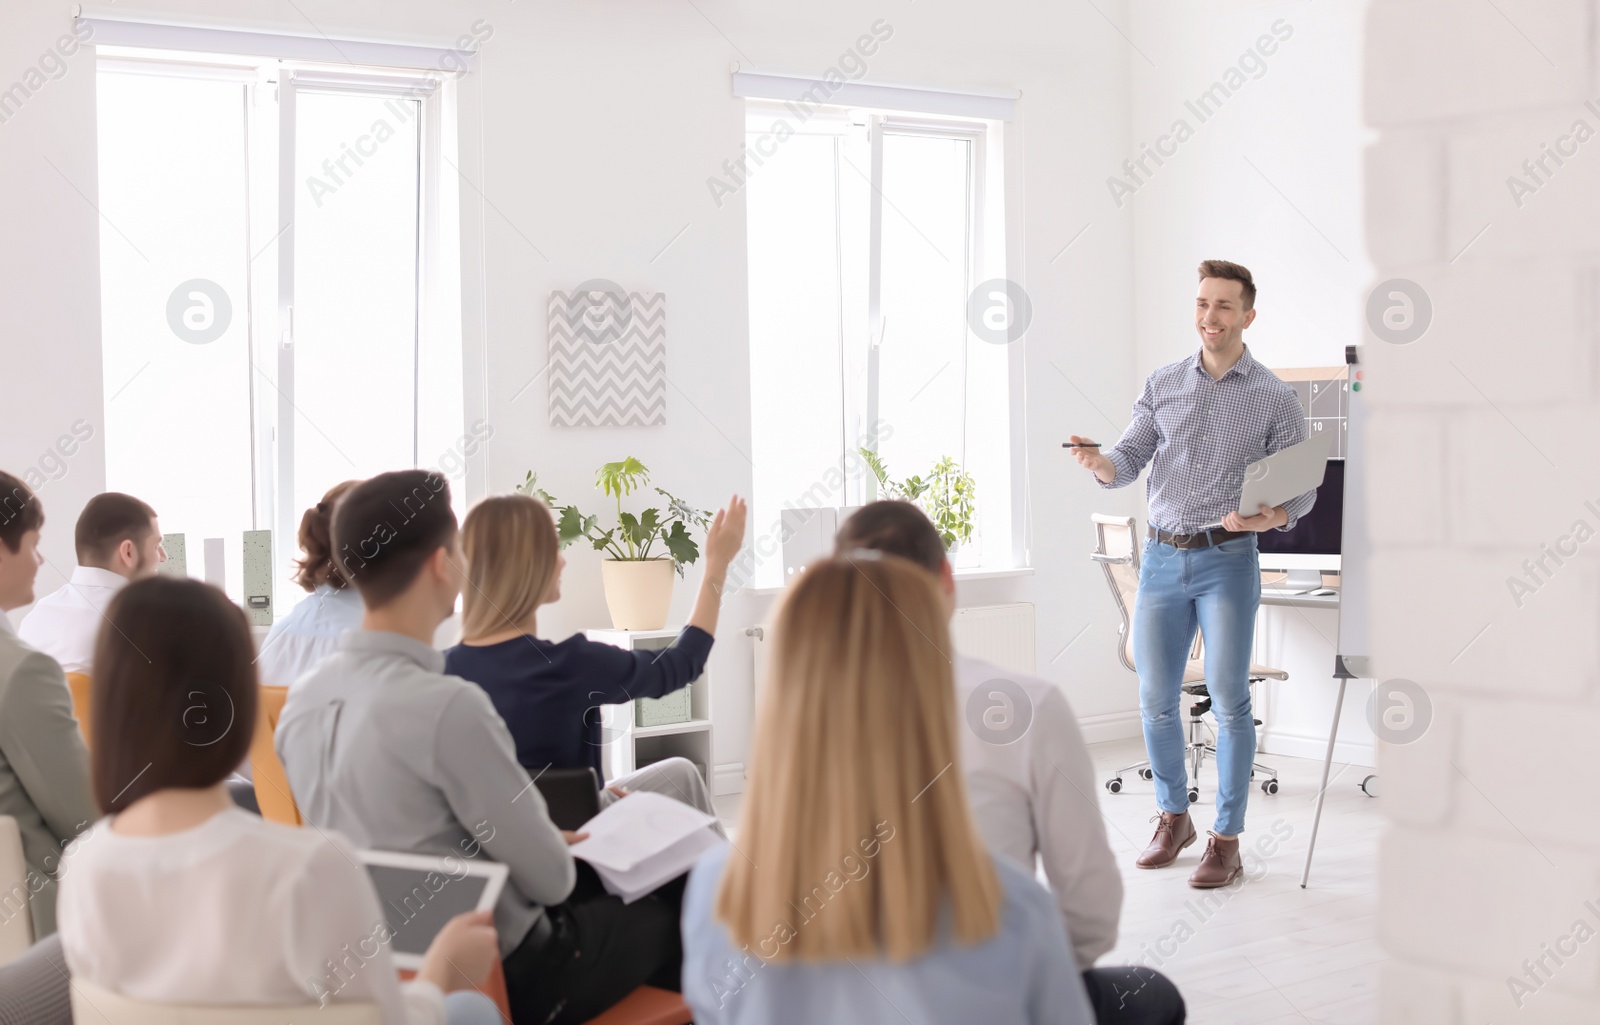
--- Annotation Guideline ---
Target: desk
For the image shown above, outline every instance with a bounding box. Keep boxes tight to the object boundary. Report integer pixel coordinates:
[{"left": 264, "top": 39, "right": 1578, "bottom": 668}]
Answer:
[{"left": 1261, "top": 589, "right": 1339, "bottom": 610}]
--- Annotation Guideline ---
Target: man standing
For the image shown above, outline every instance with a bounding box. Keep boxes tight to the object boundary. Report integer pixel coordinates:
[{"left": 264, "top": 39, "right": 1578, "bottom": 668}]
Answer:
[
  {"left": 20, "top": 493, "right": 163, "bottom": 673},
  {"left": 1070, "top": 260, "right": 1316, "bottom": 889}
]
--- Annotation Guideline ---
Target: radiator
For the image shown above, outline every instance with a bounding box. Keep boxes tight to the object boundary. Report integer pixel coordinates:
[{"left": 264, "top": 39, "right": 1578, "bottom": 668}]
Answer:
[{"left": 951, "top": 603, "right": 1036, "bottom": 675}]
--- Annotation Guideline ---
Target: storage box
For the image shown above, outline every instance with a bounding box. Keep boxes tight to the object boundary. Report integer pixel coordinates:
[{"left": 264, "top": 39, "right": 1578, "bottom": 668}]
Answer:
[{"left": 635, "top": 686, "right": 693, "bottom": 728}]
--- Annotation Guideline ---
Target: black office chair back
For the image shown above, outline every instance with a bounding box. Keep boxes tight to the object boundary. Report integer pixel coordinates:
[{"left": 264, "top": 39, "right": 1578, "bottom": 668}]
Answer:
[{"left": 534, "top": 767, "right": 601, "bottom": 831}]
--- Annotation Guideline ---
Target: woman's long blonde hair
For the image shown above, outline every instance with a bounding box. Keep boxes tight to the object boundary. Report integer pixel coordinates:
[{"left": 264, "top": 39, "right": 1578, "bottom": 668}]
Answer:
[
  {"left": 459, "top": 493, "right": 561, "bottom": 640},
  {"left": 716, "top": 553, "right": 1001, "bottom": 962}
]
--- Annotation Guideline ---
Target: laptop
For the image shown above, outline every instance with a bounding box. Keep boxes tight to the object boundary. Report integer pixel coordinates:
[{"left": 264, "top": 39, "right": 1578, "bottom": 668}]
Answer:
[{"left": 1202, "top": 431, "right": 1337, "bottom": 529}]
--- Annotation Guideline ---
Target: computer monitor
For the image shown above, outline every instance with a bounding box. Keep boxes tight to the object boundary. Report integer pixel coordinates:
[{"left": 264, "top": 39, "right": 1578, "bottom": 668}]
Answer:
[{"left": 1256, "top": 458, "right": 1343, "bottom": 592}]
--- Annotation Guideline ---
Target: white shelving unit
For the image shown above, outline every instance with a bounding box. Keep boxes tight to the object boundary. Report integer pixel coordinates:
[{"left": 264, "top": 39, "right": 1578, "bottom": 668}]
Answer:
[{"left": 584, "top": 628, "right": 713, "bottom": 785}]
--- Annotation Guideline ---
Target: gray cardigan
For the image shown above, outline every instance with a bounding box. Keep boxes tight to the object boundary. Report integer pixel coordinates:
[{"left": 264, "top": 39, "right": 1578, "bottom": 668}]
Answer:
[
  {"left": 0, "top": 621, "right": 96, "bottom": 939},
  {"left": 275, "top": 629, "right": 575, "bottom": 957}
]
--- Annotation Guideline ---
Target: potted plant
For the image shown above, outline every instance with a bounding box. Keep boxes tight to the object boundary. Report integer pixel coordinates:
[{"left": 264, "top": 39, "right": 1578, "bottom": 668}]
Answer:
[
  {"left": 518, "top": 458, "right": 710, "bottom": 630},
  {"left": 859, "top": 449, "right": 978, "bottom": 550}
]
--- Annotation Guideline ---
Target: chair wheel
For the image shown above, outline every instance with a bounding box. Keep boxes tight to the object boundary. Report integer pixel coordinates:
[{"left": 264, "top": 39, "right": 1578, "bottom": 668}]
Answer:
[
  {"left": 1138, "top": 768, "right": 1154, "bottom": 780},
  {"left": 1187, "top": 788, "right": 1199, "bottom": 804},
  {"left": 1261, "top": 779, "right": 1279, "bottom": 795},
  {"left": 1360, "top": 774, "right": 1379, "bottom": 798},
  {"left": 1106, "top": 778, "right": 1123, "bottom": 794}
]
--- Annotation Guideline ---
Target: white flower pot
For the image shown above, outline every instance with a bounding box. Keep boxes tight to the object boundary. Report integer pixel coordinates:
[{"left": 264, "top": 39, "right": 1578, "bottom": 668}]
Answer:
[{"left": 600, "top": 559, "right": 676, "bottom": 630}]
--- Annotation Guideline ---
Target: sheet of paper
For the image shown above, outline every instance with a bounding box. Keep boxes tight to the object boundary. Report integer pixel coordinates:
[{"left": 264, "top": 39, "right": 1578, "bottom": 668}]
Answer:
[
  {"left": 600, "top": 827, "right": 723, "bottom": 904},
  {"left": 568, "top": 790, "right": 716, "bottom": 873}
]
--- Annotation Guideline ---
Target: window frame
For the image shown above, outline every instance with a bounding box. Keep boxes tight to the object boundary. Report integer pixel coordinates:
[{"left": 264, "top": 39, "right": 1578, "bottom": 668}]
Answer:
[
  {"left": 744, "top": 103, "right": 1028, "bottom": 575},
  {"left": 95, "top": 48, "right": 459, "bottom": 605}
]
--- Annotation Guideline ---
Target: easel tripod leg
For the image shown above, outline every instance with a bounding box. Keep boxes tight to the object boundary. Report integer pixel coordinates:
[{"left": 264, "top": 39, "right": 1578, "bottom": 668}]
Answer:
[{"left": 1300, "top": 678, "right": 1347, "bottom": 888}]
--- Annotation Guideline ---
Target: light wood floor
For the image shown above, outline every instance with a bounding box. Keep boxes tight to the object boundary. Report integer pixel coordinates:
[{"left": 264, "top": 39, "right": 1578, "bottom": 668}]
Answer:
[
  {"left": 714, "top": 735, "right": 1382, "bottom": 1023},
  {"left": 1089, "top": 737, "right": 1382, "bottom": 1025}
]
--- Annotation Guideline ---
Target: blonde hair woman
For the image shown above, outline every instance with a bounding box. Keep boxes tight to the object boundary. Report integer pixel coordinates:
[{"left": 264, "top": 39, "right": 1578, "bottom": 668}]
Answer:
[
  {"left": 681, "top": 554, "right": 1093, "bottom": 1025},
  {"left": 444, "top": 491, "right": 746, "bottom": 819}
]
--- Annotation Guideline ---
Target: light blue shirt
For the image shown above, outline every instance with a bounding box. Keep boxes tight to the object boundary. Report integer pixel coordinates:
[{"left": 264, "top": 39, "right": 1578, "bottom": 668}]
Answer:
[
  {"left": 681, "top": 845, "right": 1094, "bottom": 1025},
  {"left": 256, "top": 584, "right": 364, "bottom": 690}
]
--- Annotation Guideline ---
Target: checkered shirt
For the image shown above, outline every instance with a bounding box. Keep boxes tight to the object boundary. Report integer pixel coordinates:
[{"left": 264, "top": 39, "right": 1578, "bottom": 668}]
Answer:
[{"left": 1099, "top": 346, "right": 1317, "bottom": 533}]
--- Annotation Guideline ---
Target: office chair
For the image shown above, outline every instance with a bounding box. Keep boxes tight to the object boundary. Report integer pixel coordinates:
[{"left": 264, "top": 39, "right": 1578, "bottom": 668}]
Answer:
[
  {"left": 248, "top": 686, "right": 303, "bottom": 825},
  {"left": 1090, "top": 514, "right": 1286, "bottom": 803},
  {"left": 64, "top": 673, "right": 92, "bottom": 748}
]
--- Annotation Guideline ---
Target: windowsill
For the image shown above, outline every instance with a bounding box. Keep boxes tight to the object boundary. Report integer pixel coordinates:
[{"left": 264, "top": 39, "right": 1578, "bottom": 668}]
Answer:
[
  {"left": 744, "top": 565, "right": 1033, "bottom": 597},
  {"left": 952, "top": 566, "right": 1035, "bottom": 582}
]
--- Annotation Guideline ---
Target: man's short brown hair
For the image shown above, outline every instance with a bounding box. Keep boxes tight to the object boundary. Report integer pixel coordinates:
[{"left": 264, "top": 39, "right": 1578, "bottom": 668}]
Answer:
[
  {"left": 75, "top": 492, "right": 157, "bottom": 567},
  {"left": 1197, "top": 259, "right": 1256, "bottom": 310},
  {"left": 92, "top": 577, "right": 259, "bottom": 812},
  {"left": 833, "top": 500, "right": 947, "bottom": 575},
  {"left": 332, "top": 470, "right": 457, "bottom": 610},
  {"left": 0, "top": 472, "right": 43, "bottom": 554}
]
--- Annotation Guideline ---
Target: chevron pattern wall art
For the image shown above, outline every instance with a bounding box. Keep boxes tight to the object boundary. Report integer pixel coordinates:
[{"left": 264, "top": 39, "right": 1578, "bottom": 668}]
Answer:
[{"left": 548, "top": 284, "right": 667, "bottom": 427}]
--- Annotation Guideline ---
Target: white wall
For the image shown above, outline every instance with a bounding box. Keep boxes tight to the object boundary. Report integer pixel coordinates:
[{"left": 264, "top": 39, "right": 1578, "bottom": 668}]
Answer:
[
  {"left": 1127, "top": 0, "right": 1377, "bottom": 766},
  {"left": 1366, "top": 0, "right": 1600, "bottom": 1020},
  {"left": 0, "top": 0, "right": 1143, "bottom": 778}
]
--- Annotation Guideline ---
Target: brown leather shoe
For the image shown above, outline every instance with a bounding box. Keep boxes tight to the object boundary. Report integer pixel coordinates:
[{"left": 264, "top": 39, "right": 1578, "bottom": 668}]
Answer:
[
  {"left": 1135, "top": 810, "right": 1197, "bottom": 869},
  {"left": 1188, "top": 832, "right": 1243, "bottom": 888}
]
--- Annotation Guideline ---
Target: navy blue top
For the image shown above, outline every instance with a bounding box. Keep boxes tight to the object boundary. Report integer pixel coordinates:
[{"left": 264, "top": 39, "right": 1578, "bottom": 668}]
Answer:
[{"left": 443, "top": 626, "right": 713, "bottom": 785}]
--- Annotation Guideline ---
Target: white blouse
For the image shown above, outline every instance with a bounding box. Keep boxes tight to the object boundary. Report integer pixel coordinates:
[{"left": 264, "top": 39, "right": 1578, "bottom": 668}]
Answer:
[{"left": 58, "top": 807, "right": 446, "bottom": 1025}]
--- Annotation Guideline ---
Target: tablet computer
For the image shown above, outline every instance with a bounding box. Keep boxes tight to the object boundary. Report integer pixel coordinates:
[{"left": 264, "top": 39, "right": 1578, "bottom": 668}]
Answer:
[{"left": 357, "top": 850, "right": 509, "bottom": 970}]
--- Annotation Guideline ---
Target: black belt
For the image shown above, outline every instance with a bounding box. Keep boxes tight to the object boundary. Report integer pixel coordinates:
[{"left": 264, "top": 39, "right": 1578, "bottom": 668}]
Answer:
[{"left": 1148, "top": 525, "right": 1249, "bottom": 550}]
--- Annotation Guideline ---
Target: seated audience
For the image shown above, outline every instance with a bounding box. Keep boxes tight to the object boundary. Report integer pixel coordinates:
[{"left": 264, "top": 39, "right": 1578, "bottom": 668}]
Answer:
[
  {"left": 835, "top": 501, "right": 1186, "bottom": 1025},
  {"left": 682, "top": 553, "right": 1094, "bottom": 1025},
  {"left": 0, "top": 471, "right": 96, "bottom": 938},
  {"left": 278, "top": 470, "right": 683, "bottom": 1025},
  {"left": 19, "top": 492, "right": 163, "bottom": 673},
  {"left": 56, "top": 575, "right": 502, "bottom": 1025},
  {"left": 445, "top": 492, "right": 746, "bottom": 821},
  {"left": 258, "top": 480, "right": 364, "bottom": 690}
]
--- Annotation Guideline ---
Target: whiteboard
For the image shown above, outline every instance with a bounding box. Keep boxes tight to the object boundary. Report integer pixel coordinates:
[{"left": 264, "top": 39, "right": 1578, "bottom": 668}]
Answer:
[{"left": 1334, "top": 346, "right": 1368, "bottom": 677}]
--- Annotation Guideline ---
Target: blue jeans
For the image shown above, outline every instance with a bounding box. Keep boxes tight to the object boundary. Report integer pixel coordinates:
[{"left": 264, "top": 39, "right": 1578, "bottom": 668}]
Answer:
[{"left": 1133, "top": 532, "right": 1261, "bottom": 837}]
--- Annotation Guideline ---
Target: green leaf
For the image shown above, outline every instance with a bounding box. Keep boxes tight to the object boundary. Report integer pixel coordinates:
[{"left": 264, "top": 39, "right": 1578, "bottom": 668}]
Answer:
[
  {"left": 595, "top": 457, "right": 649, "bottom": 499},
  {"left": 858, "top": 448, "right": 891, "bottom": 488},
  {"left": 655, "top": 488, "right": 710, "bottom": 530},
  {"left": 662, "top": 520, "right": 700, "bottom": 573},
  {"left": 554, "top": 506, "right": 590, "bottom": 549},
  {"left": 619, "top": 510, "right": 657, "bottom": 552},
  {"left": 920, "top": 455, "right": 976, "bottom": 549}
]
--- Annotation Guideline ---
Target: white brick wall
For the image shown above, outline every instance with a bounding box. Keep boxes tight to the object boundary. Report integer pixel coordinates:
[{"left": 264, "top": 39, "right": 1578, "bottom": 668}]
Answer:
[{"left": 1370, "top": 2, "right": 1600, "bottom": 1021}]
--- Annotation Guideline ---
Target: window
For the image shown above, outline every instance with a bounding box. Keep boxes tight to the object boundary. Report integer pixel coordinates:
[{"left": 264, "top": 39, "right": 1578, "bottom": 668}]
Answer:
[
  {"left": 95, "top": 51, "right": 462, "bottom": 611},
  {"left": 744, "top": 106, "right": 1021, "bottom": 586}
]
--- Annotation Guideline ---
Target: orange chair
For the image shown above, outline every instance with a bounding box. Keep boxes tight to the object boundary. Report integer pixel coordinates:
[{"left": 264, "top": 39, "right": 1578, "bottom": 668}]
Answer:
[
  {"left": 583, "top": 987, "right": 692, "bottom": 1025},
  {"left": 65, "top": 672, "right": 93, "bottom": 748},
  {"left": 249, "top": 685, "right": 302, "bottom": 825}
]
